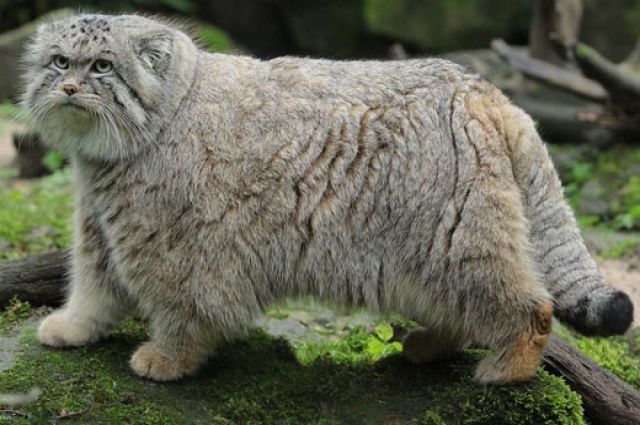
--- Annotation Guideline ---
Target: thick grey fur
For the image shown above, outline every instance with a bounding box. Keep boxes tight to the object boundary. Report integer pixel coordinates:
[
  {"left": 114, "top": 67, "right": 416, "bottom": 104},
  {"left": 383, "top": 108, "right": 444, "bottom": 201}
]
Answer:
[{"left": 21, "top": 14, "right": 633, "bottom": 383}]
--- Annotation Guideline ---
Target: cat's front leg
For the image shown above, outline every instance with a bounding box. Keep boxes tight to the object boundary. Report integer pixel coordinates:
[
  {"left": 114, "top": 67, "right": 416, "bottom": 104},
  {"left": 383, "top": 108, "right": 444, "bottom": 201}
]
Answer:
[
  {"left": 38, "top": 213, "right": 132, "bottom": 347},
  {"left": 129, "top": 310, "right": 217, "bottom": 381}
]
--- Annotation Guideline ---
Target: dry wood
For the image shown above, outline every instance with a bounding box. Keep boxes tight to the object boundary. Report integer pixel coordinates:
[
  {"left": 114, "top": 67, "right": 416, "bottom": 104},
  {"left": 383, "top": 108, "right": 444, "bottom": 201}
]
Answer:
[
  {"left": 492, "top": 39, "right": 607, "bottom": 100},
  {"left": 0, "top": 249, "right": 69, "bottom": 307},
  {"left": 574, "top": 42, "right": 640, "bottom": 109},
  {"left": 543, "top": 334, "right": 640, "bottom": 425}
]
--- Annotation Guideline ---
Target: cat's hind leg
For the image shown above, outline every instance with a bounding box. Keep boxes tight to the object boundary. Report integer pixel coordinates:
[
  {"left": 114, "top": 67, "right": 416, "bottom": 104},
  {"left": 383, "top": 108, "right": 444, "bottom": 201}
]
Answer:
[
  {"left": 423, "top": 95, "right": 554, "bottom": 383},
  {"left": 450, "top": 242, "right": 552, "bottom": 384},
  {"left": 39, "top": 214, "right": 133, "bottom": 347},
  {"left": 403, "top": 326, "right": 469, "bottom": 364},
  {"left": 473, "top": 302, "right": 551, "bottom": 384},
  {"left": 445, "top": 185, "right": 552, "bottom": 384}
]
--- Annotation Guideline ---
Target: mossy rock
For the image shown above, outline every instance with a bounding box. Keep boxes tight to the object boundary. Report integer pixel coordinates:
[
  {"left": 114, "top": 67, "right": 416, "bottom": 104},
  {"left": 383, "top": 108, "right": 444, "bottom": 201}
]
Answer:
[
  {"left": 363, "top": 0, "right": 531, "bottom": 52},
  {"left": 0, "top": 322, "right": 585, "bottom": 424}
]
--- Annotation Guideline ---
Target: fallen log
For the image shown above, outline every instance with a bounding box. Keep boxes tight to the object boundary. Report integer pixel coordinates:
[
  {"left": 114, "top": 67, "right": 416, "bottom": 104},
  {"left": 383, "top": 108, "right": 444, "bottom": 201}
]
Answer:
[
  {"left": 574, "top": 41, "right": 640, "bottom": 110},
  {"left": 542, "top": 334, "right": 640, "bottom": 425},
  {"left": 491, "top": 38, "right": 607, "bottom": 100},
  {"left": 0, "top": 249, "right": 69, "bottom": 307},
  {"left": 1, "top": 251, "right": 640, "bottom": 424}
]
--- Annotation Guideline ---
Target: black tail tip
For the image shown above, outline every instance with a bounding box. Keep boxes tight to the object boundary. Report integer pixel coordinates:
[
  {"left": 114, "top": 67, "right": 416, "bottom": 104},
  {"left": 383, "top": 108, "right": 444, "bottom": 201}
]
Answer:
[
  {"left": 599, "top": 291, "right": 634, "bottom": 336},
  {"left": 560, "top": 290, "right": 634, "bottom": 336}
]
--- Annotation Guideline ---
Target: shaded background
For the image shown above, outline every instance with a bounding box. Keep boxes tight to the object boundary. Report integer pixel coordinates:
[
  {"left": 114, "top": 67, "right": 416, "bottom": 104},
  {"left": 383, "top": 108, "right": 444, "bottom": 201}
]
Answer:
[{"left": 0, "top": 0, "right": 638, "bottom": 59}]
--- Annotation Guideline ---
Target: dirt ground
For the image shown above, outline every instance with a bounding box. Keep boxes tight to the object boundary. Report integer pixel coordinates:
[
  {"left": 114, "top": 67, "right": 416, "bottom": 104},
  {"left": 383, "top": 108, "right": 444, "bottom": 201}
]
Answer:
[
  {"left": 601, "top": 258, "right": 640, "bottom": 328},
  {"left": 0, "top": 122, "right": 17, "bottom": 167}
]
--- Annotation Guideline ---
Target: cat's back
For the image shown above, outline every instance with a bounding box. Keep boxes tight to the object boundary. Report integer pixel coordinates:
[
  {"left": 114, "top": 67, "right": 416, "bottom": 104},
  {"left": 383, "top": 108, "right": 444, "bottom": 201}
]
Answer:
[
  {"left": 191, "top": 53, "right": 478, "bottom": 109},
  {"left": 177, "top": 52, "right": 490, "bottom": 174}
]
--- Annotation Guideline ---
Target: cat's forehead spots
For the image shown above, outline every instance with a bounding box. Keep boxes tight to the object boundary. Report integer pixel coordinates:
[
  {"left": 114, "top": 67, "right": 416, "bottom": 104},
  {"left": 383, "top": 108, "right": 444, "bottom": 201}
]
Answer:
[
  {"left": 55, "top": 15, "right": 113, "bottom": 50},
  {"left": 45, "top": 14, "right": 168, "bottom": 56}
]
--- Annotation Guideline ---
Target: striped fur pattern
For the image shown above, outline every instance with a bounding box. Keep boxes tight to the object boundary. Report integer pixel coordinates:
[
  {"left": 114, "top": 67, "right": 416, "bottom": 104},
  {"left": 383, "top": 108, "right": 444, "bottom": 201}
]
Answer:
[{"left": 22, "top": 14, "right": 632, "bottom": 384}]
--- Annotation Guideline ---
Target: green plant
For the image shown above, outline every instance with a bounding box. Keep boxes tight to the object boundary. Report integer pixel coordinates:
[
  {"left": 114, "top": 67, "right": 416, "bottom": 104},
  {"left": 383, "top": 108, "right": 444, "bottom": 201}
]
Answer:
[
  {"left": 612, "top": 176, "right": 640, "bottom": 230},
  {"left": 600, "top": 237, "right": 640, "bottom": 258},
  {"left": 42, "top": 151, "right": 65, "bottom": 172},
  {"left": 0, "top": 296, "right": 31, "bottom": 330},
  {"left": 295, "top": 322, "right": 402, "bottom": 365},
  {"left": 197, "top": 24, "right": 236, "bottom": 53},
  {"left": 366, "top": 323, "right": 403, "bottom": 361},
  {"left": 0, "top": 168, "right": 73, "bottom": 260}
]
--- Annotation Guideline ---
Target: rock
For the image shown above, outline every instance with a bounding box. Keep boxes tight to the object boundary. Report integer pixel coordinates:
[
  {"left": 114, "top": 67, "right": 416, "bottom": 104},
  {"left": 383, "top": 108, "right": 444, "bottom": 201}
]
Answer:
[
  {"left": 254, "top": 316, "right": 322, "bottom": 343},
  {"left": 0, "top": 311, "right": 591, "bottom": 424}
]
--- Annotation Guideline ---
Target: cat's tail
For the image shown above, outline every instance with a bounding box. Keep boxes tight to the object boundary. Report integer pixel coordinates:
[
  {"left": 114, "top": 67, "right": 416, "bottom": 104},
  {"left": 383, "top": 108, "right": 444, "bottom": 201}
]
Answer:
[{"left": 499, "top": 101, "right": 633, "bottom": 336}]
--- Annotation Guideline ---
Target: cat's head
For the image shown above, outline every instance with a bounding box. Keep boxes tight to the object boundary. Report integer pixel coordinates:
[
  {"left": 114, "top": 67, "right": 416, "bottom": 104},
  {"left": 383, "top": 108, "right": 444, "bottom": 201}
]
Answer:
[{"left": 21, "top": 14, "right": 198, "bottom": 162}]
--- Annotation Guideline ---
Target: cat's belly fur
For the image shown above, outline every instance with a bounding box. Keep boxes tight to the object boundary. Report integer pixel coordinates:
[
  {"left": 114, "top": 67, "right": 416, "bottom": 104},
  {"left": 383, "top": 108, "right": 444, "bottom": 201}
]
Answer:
[{"left": 79, "top": 56, "right": 519, "bottom": 323}]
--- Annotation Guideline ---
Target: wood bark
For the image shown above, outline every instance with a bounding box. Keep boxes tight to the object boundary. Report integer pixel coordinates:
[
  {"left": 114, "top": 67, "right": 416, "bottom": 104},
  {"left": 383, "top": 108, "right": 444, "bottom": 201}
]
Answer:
[
  {"left": 529, "top": 0, "right": 583, "bottom": 64},
  {"left": 492, "top": 38, "right": 606, "bottom": 100},
  {"left": 574, "top": 41, "right": 640, "bottom": 111},
  {"left": 2, "top": 251, "right": 640, "bottom": 425},
  {"left": 543, "top": 334, "right": 640, "bottom": 425}
]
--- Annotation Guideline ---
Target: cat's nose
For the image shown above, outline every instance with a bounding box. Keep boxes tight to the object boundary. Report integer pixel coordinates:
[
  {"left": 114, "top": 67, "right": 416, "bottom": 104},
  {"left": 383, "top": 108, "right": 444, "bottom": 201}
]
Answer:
[{"left": 62, "top": 84, "right": 78, "bottom": 96}]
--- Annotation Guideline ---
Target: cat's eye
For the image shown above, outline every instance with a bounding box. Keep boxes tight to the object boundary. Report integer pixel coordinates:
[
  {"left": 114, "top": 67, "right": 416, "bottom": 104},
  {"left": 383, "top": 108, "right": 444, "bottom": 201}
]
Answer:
[
  {"left": 52, "top": 55, "right": 69, "bottom": 70},
  {"left": 93, "top": 59, "right": 113, "bottom": 74}
]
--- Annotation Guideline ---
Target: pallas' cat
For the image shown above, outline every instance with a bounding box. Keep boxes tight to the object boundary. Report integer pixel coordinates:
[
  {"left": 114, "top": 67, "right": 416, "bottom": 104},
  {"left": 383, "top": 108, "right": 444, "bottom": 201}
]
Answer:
[{"left": 22, "top": 14, "right": 633, "bottom": 383}]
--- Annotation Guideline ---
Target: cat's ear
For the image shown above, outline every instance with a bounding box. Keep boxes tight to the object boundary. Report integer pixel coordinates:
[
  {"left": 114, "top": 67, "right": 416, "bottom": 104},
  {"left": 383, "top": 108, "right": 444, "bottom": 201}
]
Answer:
[{"left": 136, "top": 30, "right": 173, "bottom": 74}]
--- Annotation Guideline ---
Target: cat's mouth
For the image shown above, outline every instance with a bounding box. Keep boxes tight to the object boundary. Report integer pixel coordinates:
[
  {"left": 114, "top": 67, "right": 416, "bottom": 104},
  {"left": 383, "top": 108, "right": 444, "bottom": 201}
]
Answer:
[
  {"left": 59, "top": 100, "right": 88, "bottom": 111},
  {"left": 53, "top": 99, "right": 94, "bottom": 120}
]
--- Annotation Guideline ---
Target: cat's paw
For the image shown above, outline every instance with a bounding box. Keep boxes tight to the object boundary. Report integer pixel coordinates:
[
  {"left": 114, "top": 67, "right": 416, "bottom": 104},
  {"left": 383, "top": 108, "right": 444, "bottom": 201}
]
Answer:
[
  {"left": 38, "top": 310, "right": 95, "bottom": 347},
  {"left": 130, "top": 343, "right": 199, "bottom": 381}
]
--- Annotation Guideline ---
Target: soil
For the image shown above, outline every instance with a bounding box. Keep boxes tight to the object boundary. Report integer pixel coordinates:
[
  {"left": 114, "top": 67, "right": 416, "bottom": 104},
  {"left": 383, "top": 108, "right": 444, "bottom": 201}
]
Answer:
[{"left": 601, "top": 258, "right": 640, "bottom": 328}]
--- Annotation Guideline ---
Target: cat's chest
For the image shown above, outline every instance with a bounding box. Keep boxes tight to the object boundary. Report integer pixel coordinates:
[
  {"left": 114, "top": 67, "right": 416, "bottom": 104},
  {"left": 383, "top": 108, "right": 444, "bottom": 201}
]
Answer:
[{"left": 78, "top": 160, "right": 185, "bottom": 249}]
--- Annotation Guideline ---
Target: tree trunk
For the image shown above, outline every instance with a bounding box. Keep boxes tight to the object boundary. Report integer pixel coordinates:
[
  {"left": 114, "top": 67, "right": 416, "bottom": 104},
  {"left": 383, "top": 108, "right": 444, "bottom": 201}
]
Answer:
[{"left": 529, "top": 0, "right": 583, "bottom": 64}]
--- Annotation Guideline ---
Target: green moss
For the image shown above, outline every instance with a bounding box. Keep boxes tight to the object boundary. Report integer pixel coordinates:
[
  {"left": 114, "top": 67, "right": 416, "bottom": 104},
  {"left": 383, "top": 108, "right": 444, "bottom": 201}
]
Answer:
[
  {"left": 0, "top": 322, "right": 585, "bottom": 424},
  {"left": 196, "top": 24, "right": 237, "bottom": 53},
  {"left": 0, "top": 168, "right": 73, "bottom": 260},
  {"left": 600, "top": 237, "right": 640, "bottom": 259},
  {"left": 574, "top": 43, "right": 599, "bottom": 61},
  {"left": 0, "top": 297, "right": 31, "bottom": 330},
  {"left": 555, "top": 324, "right": 640, "bottom": 389},
  {"left": 417, "top": 366, "right": 584, "bottom": 425}
]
